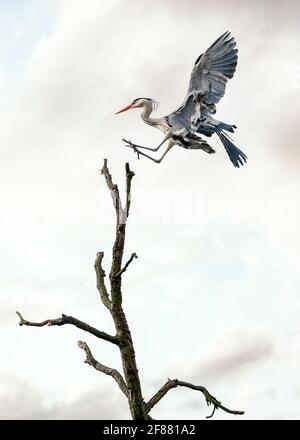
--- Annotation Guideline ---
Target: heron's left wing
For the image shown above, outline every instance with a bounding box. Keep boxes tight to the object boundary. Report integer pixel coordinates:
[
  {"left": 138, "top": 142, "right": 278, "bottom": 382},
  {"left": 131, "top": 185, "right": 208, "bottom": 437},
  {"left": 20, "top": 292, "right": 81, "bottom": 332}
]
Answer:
[
  {"left": 167, "top": 32, "right": 238, "bottom": 132},
  {"left": 187, "top": 31, "right": 238, "bottom": 105}
]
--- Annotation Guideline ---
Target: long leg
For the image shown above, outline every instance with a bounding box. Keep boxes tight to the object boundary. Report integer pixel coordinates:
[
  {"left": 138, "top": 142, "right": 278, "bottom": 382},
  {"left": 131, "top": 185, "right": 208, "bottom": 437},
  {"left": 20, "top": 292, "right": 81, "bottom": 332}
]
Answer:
[
  {"left": 122, "top": 131, "right": 172, "bottom": 152},
  {"left": 128, "top": 141, "right": 175, "bottom": 164}
]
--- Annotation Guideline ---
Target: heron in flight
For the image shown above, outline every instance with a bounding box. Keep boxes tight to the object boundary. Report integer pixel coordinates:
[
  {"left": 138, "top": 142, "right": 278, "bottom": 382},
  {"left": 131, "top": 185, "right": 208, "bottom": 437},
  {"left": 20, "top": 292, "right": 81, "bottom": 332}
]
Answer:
[{"left": 116, "top": 31, "right": 247, "bottom": 168}]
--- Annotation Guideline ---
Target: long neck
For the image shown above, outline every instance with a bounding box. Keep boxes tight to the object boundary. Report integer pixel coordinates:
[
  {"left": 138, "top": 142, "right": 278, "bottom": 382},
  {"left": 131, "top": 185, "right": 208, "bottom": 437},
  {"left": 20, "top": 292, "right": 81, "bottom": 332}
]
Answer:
[{"left": 141, "top": 102, "right": 157, "bottom": 127}]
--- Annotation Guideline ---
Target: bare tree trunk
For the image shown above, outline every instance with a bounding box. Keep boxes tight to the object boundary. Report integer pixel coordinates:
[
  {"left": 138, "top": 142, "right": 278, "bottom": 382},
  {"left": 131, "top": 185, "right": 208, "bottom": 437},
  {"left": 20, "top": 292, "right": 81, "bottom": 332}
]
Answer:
[
  {"left": 16, "top": 159, "right": 244, "bottom": 420},
  {"left": 113, "top": 304, "right": 147, "bottom": 419},
  {"left": 100, "top": 160, "right": 148, "bottom": 419}
]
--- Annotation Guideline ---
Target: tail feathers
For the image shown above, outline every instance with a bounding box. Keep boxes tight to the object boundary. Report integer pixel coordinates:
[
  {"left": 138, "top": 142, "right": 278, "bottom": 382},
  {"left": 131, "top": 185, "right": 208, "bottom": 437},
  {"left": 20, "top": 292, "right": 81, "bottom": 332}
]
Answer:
[
  {"left": 218, "top": 122, "right": 236, "bottom": 133},
  {"left": 217, "top": 131, "right": 247, "bottom": 168}
]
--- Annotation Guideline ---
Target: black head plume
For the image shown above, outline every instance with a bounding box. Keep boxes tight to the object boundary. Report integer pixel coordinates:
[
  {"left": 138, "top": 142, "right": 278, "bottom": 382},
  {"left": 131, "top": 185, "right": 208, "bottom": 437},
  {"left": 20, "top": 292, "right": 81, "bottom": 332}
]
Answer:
[{"left": 132, "top": 97, "right": 159, "bottom": 111}]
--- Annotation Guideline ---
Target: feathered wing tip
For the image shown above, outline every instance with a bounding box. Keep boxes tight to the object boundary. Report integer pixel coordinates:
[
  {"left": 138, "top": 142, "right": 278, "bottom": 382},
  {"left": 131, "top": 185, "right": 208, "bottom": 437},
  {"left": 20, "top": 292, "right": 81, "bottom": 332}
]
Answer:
[
  {"left": 187, "top": 136, "right": 216, "bottom": 154},
  {"left": 217, "top": 131, "right": 247, "bottom": 168},
  {"left": 206, "top": 30, "right": 231, "bottom": 52}
]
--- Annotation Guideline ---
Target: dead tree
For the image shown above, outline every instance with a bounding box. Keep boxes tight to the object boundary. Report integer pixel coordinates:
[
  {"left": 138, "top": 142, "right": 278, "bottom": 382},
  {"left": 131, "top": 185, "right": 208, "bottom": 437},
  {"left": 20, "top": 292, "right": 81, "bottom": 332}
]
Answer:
[{"left": 16, "top": 160, "right": 244, "bottom": 420}]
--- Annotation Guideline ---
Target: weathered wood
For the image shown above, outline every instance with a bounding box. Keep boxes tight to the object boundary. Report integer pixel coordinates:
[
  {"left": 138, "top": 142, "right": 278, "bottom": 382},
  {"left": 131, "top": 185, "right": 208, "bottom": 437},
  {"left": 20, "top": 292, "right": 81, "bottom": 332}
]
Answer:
[
  {"left": 16, "top": 311, "right": 119, "bottom": 345},
  {"left": 78, "top": 340, "right": 129, "bottom": 398},
  {"left": 146, "top": 379, "right": 244, "bottom": 418},
  {"left": 16, "top": 159, "right": 244, "bottom": 420},
  {"left": 101, "top": 160, "right": 148, "bottom": 419}
]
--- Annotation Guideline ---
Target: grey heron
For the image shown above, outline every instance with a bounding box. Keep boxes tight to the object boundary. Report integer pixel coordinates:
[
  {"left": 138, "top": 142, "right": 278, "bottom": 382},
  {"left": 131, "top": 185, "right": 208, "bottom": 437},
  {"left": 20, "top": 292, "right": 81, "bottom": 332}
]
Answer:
[{"left": 116, "top": 31, "right": 247, "bottom": 168}]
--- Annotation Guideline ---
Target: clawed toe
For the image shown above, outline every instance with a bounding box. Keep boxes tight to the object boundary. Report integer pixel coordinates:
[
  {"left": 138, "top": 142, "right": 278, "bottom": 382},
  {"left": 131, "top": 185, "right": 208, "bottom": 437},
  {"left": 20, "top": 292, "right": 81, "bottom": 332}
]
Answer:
[
  {"left": 122, "top": 138, "right": 134, "bottom": 147},
  {"left": 124, "top": 142, "right": 141, "bottom": 160}
]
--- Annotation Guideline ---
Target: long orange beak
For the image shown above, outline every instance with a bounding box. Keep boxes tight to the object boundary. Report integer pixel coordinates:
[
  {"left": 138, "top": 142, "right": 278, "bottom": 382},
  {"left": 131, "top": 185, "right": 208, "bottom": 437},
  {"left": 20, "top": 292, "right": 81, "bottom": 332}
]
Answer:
[{"left": 115, "top": 104, "right": 133, "bottom": 115}]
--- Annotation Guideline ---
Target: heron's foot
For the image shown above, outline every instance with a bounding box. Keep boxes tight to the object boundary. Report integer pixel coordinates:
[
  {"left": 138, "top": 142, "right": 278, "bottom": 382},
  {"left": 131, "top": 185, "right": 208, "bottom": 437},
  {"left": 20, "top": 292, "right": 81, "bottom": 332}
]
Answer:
[
  {"left": 122, "top": 138, "right": 156, "bottom": 151},
  {"left": 122, "top": 139, "right": 142, "bottom": 160},
  {"left": 122, "top": 138, "right": 135, "bottom": 147},
  {"left": 122, "top": 138, "right": 163, "bottom": 163}
]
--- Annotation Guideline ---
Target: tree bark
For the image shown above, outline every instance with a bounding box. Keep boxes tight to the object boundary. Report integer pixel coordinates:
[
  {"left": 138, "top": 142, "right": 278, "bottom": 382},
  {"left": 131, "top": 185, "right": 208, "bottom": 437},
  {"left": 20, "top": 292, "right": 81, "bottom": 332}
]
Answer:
[
  {"left": 16, "top": 159, "right": 244, "bottom": 420},
  {"left": 101, "top": 160, "right": 148, "bottom": 419}
]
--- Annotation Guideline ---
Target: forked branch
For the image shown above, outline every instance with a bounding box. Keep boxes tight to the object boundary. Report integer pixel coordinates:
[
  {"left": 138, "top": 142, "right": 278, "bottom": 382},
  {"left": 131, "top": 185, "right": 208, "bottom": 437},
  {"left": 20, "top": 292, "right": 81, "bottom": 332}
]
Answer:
[
  {"left": 16, "top": 160, "right": 245, "bottom": 420},
  {"left": 146, "top": 379, "right": 244, "bottom": 418},
  {"left": 100, "top": 159, "right": 134, "bottom": 225},
  {"left": 16, "top": 311, "right": 119, "bottom": 345},
  {"left": 101, "top": 159, "right": 122, "bottom": 223}
]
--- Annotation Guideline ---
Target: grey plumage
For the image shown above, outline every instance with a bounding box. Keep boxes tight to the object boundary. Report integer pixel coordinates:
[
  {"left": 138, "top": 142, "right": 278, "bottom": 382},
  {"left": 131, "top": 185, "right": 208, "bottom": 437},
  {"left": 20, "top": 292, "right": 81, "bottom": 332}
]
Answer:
[
  {"left": 166, "top": 31, "right": 246, "bottom": 167},
  {"left": 119, "top": 32, "right": 247, "bottom": 167}
]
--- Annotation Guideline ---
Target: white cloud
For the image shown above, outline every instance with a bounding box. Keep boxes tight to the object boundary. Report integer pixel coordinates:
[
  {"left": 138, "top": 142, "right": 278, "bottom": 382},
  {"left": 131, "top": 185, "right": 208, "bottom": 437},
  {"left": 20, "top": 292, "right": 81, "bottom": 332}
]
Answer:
[
  {"left": 188, "top": 326, "right": 275, "bottom": 384},
  {"left": 0, "top": 0, "right": 299, "bottom": 420},
  {"left": 0, "top": 373, "right": 129, "bottom": 419}
]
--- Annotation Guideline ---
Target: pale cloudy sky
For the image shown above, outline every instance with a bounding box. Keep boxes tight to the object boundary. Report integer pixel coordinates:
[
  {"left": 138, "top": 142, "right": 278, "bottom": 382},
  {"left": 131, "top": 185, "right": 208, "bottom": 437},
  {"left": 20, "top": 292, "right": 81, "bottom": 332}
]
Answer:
[{"left": 0, "top": 0, "right": 300, "bottom": 420}]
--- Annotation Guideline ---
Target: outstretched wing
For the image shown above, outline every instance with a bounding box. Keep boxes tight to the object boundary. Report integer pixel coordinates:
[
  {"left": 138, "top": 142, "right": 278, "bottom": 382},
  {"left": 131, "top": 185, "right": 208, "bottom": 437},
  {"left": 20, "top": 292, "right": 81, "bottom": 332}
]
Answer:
[
  {"left": 167, "top": 31, "right": 238, "bottom": 132},
  {"left": 188, "top": 30, "right": 238, "bottom": 104}
]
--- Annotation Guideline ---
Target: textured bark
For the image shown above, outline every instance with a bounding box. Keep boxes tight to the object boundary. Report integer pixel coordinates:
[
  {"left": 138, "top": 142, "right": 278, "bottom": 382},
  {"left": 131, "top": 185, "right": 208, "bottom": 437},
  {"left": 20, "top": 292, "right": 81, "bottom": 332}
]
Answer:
[
  {"left": 101, "top": 160, "right": 148, "bottom": 419},
  {"left": 77, "top": 340, "right": 128, "bottom": 398},
  {"left": 146, "top": 379, "right": 244, "bottom": 418},
  {"left": 16, "top": 159, "right": 244, "bottom": 420},
  {"left": 16, "top": 311, "right": 118, "bottom": 345}
]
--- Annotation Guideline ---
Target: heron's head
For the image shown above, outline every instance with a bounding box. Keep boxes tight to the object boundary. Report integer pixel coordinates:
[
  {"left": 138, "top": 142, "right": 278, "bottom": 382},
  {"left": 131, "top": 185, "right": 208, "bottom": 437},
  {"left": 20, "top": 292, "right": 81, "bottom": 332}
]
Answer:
[{"left": 115, "top": 98, "right": 158, "bottom": 114}]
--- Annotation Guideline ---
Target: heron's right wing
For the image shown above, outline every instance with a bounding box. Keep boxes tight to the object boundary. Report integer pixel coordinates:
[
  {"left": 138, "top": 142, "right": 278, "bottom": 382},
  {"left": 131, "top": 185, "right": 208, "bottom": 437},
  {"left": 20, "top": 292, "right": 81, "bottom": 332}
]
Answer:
[{"left": 167, "top": 32, "right": 238, "bottom": 132}]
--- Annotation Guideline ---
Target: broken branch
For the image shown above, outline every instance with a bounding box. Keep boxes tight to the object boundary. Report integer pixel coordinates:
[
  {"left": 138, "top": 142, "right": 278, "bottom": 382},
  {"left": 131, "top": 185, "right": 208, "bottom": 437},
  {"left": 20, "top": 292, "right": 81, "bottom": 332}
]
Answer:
[
  {"left": 16, "top": 311, "right": 119, "bottom": 345},
  {"left": 101, "top": 158, "right": 122, "bottom": 223},
  {"left": 78, "top": 340, "right": 128, "bottom": 397},
  {"left": 146, "top": 379, "right": 244, "bottom": 418},
  {"left": 115, "top": 253, "right": 138, "bottom": 278},
  {"left": 125, "top": 162, "right": 135, "bottom": 219},
  {"left": 95, "top": 252, "right": 112, "bottom": 310}
]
